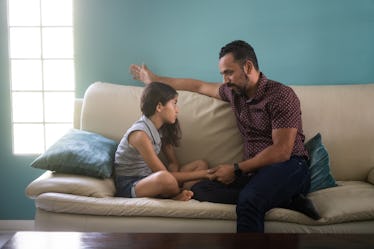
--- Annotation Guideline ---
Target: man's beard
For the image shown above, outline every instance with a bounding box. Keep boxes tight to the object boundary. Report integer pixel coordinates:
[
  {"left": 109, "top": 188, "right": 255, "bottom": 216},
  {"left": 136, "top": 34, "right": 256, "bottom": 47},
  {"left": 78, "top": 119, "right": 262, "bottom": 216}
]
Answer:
[{"left": 227, "top": 83, "right": 246, "bottom": 97}]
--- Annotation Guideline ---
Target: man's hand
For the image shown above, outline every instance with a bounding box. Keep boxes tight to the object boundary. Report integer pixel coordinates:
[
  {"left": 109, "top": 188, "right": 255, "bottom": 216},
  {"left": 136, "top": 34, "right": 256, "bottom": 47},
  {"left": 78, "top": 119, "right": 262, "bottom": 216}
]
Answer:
[
  {"left": 213, "top": 164, "right": 236, "bottom": 184},
  {"left": 206, "top": 168, "right": 218, "bottom": 180},
  {"left": 129, "top": 64, "right": 156, "bottom": 84}
]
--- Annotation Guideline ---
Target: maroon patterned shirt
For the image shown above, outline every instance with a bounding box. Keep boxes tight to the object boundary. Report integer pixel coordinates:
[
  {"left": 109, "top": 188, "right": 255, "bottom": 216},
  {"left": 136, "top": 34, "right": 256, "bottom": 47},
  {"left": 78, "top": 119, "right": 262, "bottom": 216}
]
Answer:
[{"left": 219, "top": 73, "right": 308, "bottom": 160}]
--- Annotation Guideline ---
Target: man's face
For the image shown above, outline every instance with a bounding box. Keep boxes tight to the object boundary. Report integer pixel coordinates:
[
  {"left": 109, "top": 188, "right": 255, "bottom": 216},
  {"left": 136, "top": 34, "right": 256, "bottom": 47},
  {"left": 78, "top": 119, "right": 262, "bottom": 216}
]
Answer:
[{"left": 218, "top": 53, "right": 249, "bottom": 96}]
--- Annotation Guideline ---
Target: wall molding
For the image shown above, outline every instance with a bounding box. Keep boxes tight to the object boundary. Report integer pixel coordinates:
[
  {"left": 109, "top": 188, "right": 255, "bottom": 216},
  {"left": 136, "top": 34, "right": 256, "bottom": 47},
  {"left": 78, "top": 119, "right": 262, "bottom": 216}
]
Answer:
[{"left": 0, "top": 220, "right": 34, "bottom": 231}]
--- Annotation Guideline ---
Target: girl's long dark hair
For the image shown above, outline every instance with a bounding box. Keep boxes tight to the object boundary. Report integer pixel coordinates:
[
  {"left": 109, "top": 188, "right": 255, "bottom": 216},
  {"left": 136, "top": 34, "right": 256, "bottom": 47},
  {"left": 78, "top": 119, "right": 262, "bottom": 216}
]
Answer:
[{"left": 141, "top": 82, "right": 181, "bottom": 147}]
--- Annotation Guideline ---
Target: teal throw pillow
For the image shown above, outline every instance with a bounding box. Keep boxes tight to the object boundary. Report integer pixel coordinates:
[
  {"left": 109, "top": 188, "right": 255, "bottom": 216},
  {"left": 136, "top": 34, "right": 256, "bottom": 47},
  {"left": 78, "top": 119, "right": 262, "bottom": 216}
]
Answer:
[
  {"left": 304, "top": 133, "right": 337, "bottom": 192},
  {"left": 30, "top": 129, "right": 118, "bottom": 178}
]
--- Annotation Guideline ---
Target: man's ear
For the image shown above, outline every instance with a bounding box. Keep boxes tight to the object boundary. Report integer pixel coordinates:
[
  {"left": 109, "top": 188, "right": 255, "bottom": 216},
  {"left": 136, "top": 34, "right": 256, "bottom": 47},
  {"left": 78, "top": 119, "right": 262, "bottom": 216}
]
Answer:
[{"left": 243, "top": 60, "right": 252, "bottom": 75}]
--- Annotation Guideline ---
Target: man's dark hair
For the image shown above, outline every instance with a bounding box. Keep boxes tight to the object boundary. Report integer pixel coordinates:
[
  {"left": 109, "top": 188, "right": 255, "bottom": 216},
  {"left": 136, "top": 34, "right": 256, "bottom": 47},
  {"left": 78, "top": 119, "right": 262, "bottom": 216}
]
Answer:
[{"left": 219, "top": 40, "right": 259, "bottom": 70}]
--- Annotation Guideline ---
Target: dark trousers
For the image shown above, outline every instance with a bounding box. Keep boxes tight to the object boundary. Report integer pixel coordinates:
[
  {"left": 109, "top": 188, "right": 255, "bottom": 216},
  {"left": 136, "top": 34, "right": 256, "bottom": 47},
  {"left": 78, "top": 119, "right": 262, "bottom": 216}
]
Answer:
[{"left": 191, "top": 156, "right": 310, "bottom": 233}]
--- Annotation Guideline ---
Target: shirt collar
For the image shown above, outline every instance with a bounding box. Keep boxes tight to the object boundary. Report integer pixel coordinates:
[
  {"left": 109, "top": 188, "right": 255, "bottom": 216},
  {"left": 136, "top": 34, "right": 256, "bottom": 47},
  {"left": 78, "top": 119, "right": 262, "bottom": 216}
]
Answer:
[
  {"left": 141, "top": 115, "right": 161, "bottom": 143},
  {"left": 247, "top": 72, "right": 268, "bottom": 103}
]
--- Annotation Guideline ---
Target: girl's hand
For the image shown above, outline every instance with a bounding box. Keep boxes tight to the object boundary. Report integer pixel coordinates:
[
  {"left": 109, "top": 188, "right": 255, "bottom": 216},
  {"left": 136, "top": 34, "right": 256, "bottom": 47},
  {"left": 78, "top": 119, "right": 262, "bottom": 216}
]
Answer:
[
  {"left": 167, "top": 162, "right": 179, "bottom": 172},
  {"left": 206, "top": 168, "right": 218, "bottom": 180}
]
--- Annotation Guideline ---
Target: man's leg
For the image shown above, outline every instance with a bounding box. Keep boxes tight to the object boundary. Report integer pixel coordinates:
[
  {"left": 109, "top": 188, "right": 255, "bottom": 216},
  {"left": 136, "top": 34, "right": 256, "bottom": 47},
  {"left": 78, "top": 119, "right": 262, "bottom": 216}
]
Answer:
[
  {"left": 278, "top": 159, "right": 320, "bottom": 220},
  {"left": 191, "top": 175, "right": 251, "bottom": 204},
  {"left": 236, "top": 157, "right": 309, "bottom": 233}
]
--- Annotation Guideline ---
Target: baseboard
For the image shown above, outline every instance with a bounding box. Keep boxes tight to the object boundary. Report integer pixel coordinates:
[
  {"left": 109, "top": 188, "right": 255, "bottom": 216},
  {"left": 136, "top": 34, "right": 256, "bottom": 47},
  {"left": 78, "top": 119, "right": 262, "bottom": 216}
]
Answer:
[{"left": 0, "top": 220, "right": 34, "bottom": 231}]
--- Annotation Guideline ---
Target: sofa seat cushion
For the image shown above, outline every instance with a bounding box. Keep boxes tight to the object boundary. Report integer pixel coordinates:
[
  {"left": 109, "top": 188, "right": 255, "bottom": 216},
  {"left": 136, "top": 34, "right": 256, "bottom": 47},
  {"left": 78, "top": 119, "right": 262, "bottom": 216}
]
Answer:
[
  {"left": 310, "top": 181, "right": 374, "bottom": 223},
  {"left": 266, "top": 181, "right": 374, "bottom": 225},
  {"left": 35, "top": 193, "right": 236, "bottom": 220},
  {"left": 33, "top": 181, "right": 374, "bottom": 225}
]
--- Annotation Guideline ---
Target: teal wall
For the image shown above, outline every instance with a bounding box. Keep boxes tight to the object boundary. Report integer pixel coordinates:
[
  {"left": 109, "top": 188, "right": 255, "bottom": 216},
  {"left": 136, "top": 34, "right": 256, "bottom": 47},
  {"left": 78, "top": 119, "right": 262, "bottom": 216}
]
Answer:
[{"left": 1, "top": 0, "right": 374, "bottom": 220}]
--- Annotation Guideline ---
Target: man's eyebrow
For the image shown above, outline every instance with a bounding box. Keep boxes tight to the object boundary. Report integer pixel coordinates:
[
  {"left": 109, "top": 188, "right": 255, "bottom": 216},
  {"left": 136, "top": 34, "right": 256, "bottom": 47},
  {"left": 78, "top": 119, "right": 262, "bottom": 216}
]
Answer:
[{"left": 220, "top": 69, "right": 232, "bottom": 75}]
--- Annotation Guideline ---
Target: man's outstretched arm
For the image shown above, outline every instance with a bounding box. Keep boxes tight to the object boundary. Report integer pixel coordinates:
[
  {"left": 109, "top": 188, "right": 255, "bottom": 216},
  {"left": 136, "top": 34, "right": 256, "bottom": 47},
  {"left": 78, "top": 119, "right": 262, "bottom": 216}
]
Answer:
[{"left": 130, "top": 64, "right": 222, "bottom": 99}]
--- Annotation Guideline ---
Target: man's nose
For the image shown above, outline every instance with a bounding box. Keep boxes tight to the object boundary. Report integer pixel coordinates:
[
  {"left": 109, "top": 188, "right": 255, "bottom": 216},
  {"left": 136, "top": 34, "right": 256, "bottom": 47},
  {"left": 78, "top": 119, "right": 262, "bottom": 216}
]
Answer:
[{"left": 223, "top": 75, "right": 230, "bottom": 83}]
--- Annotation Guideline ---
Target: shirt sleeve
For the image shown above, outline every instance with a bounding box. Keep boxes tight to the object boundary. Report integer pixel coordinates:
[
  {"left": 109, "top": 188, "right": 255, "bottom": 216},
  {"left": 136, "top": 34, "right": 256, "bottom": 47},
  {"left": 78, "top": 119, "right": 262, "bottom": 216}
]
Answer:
[
  {"left": 270, "top": 87, "right": 302, "bottom": 129},
  {"left": 218, "top": 84, "right": 231, "bottom": 103}
]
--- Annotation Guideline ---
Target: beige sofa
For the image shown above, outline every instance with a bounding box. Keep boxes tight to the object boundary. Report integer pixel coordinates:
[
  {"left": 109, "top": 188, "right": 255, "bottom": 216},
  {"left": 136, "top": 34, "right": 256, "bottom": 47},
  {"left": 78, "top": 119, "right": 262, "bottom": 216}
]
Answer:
[{"left": 26, "top": 82, "right": 374, "bottom": 233}]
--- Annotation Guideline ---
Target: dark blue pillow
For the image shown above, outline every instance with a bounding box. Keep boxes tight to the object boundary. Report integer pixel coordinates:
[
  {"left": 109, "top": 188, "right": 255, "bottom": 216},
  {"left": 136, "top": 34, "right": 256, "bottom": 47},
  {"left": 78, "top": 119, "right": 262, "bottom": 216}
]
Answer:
[
  {"left": 30, "top": 129, "right": 118, "bottom": 178},
  {"left": 304, "top": 133, "right": 337, "bottom": 192}
]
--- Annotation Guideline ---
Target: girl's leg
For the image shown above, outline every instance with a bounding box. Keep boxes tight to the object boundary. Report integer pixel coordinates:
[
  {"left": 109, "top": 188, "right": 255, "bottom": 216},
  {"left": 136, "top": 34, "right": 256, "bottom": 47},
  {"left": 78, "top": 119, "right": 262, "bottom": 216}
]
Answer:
[
  {"left": 134, "top": 171, "right": 192, "bottom": 200},
  {"left": 172, "top": 189, "right": 194, "bottom": 201},
  {"left": 179, "top": 159, "right": 209, "bottom": 189}
]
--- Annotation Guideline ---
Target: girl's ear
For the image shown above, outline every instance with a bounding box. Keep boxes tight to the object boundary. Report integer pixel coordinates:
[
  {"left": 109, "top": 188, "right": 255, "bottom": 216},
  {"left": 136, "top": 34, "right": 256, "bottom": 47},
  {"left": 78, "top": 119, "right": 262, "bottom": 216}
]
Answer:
[{"left": 156, "top": 102, "right": 163, "bottom": 112}]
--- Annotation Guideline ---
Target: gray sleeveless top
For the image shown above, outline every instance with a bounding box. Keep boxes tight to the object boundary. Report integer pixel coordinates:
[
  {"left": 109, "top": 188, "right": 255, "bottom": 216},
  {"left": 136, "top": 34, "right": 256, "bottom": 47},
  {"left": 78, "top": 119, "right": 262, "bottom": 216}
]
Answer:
[{"left": 115, "top": 115, "right": 162, "bottom": 177}]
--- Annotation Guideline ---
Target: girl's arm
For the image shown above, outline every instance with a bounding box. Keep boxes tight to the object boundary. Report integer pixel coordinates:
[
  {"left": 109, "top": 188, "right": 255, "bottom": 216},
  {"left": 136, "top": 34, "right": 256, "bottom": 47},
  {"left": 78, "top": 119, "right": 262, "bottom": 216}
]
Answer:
[
  {"left": 162, "top": 144, "right": 180, "bottom": 172},
  {"left": 129, "top": 131, "right": 167, "bottom": 172},
  {"left": 130, "top": 131, "right": 214, "bottom": 184},
  {"left": 171, "top": 170, "right": 215, "bottom": 185},
  {"left": 162, "top": 143, "right": 214, "bottom": 184}
]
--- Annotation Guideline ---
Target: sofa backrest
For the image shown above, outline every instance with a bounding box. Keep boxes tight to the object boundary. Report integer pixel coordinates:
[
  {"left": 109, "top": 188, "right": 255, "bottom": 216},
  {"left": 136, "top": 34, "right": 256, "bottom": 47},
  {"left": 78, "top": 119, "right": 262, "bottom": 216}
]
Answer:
[
  {"left": 292, "top": 84, "right": 374, "bottom": 181},
  {"left": 78, "top": 82, "right": 374, "bottom": 181}
]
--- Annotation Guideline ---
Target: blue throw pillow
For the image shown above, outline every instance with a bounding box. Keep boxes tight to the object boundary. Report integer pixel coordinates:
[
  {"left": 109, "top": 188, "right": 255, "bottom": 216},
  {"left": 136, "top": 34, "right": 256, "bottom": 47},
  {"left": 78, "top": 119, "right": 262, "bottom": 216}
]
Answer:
[
  {"left": 30, "top": 129, "right": 118, "bottom": 178},
  {"left": 304, "top": 133, "right": 337, "bottom": 192}
]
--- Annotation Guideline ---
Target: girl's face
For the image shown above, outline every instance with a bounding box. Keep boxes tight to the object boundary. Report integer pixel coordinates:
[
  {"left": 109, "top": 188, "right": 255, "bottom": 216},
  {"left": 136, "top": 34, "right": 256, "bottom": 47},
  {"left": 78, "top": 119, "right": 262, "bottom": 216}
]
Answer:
[{"left": 159, "top": 96, "right": 179, "bottom": 124}]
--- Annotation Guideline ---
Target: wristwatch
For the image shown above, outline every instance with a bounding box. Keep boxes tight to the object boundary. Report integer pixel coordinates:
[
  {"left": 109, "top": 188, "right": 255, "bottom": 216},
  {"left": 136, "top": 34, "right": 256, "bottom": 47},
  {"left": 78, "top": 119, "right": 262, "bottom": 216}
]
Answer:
[{"left": 234, "top": 163, "right": 242, "bottom": 178}]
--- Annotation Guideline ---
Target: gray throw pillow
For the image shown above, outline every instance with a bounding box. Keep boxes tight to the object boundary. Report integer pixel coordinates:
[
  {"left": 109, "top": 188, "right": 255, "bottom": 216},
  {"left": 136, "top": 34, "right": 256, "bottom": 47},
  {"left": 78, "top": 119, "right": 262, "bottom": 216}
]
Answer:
[{"left": 30, "top": 129, "right": 118, "bottom": 178}]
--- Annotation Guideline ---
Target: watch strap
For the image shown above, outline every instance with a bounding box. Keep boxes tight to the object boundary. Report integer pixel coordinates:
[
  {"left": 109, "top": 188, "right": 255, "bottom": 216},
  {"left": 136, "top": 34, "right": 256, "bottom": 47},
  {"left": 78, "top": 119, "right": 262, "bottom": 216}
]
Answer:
[{"left": 234, "top": 163, "right": 242, "bottom": 177}]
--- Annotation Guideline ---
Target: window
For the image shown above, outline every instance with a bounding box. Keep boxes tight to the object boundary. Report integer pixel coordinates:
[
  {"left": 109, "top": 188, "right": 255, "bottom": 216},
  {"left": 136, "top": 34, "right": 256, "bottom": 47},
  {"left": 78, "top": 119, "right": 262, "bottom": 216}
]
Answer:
[{"left": 7, "top": 0, "right": 75, "bottom": 154}]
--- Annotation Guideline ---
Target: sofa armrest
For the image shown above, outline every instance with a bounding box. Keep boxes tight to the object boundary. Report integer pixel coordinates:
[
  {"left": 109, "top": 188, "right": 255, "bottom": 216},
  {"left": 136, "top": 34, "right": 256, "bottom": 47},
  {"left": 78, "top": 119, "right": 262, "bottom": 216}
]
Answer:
[
  {"left": 25, "top": 171, "right": 116, "bottom": 199},
  {"left": 74, "top": 98, "right": 83, "bottom": 129},
  {"left": 368, "top": 168, "right": 374, "bottom": 185}
]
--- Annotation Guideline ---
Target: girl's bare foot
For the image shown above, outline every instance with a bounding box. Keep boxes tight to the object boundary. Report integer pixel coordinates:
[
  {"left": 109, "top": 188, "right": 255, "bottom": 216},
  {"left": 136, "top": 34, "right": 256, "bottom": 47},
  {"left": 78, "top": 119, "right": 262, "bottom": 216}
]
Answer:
[{"left": 173, "top": 190, "right": 194, "bottom": 201}]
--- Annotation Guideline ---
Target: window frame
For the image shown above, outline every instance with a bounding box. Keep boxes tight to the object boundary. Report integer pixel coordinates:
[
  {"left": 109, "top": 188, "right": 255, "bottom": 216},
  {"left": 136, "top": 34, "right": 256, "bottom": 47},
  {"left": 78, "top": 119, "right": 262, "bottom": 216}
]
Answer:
[{"left": 7, "top": 0, "right": 75, "bottom": 155}]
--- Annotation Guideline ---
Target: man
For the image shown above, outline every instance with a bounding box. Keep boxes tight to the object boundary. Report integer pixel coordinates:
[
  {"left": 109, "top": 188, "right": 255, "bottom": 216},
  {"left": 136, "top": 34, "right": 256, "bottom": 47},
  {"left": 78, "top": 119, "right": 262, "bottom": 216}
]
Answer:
[{"left": 130, "top": 40, "right": 319, "bottom": 232}]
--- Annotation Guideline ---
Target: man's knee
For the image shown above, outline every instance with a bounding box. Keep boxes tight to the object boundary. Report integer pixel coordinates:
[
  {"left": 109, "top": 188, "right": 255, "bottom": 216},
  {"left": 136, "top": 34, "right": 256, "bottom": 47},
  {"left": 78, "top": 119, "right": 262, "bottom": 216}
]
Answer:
[
  {"left": 191, "top": 180, "right": 238, "bottom": 204},
  {"left": 236, "top": 189, "right": 268, "bottom": 233},
  {"left": 237, "top": 189, "right": 269, "bottom": 214}
]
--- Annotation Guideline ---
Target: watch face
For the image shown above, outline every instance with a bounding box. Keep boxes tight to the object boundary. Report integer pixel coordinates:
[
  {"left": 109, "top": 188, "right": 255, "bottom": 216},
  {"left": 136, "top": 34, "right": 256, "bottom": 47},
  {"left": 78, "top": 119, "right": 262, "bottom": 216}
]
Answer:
[
  {"left": 234, "top": 163, "right": 242, "bottom": 177},
  {"left": 235, "top": 169, "right": 241, "bottom": 177}
]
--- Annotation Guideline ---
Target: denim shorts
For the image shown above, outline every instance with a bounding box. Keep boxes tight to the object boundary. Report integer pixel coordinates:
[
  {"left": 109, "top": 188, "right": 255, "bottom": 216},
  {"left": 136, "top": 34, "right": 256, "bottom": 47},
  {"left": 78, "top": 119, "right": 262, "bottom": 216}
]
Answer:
[{"left": 115, "top": 175, "right": 146, "bottom": 198}]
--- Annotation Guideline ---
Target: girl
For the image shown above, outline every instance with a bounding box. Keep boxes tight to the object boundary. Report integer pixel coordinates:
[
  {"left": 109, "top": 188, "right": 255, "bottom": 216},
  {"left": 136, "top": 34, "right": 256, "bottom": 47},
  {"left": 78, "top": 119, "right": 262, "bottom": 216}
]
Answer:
[{"left": 115, "top": 82, "right": 214, "bottom": 201}]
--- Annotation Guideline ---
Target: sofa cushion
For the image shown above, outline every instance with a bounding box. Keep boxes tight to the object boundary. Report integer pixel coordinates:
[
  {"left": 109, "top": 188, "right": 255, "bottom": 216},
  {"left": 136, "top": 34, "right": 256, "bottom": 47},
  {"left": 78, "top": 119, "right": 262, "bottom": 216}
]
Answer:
[
  {"left": 33, "top": 181, "right": 374, "bottom": 226},
  {"left": 35, "top": 193, "right": 236, "bottom": 220},
  {"left": 266, "top": 181, "right": 374, "bottom": 225},
  {"left": 30, "top": 129, "right": 118, "bottom": 178},
  {"left": 26, "top": 171, "right": 116, "bottom": 198},
  {"left": 305, "top": 133, "right": 337, "bottom": 192}
]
